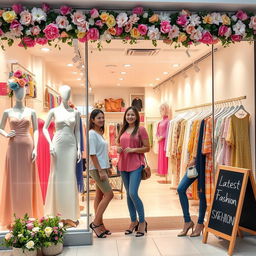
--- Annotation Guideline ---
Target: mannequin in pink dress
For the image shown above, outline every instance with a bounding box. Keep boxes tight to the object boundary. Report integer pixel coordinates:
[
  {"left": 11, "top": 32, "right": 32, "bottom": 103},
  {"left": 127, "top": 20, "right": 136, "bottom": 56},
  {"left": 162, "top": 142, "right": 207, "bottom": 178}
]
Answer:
[
  {"left": 156, "top": 103, "right": 170, "bottom": 180},
  {"left": 37, "top": 118, "right": 55, "bottom": 203}
]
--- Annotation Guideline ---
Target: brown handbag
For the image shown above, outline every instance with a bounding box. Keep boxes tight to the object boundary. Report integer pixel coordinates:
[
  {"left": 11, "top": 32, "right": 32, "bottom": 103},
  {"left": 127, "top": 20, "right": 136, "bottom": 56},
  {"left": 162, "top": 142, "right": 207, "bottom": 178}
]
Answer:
[{"left": 104, "top": 98, "right": 123, "bottom": 112}]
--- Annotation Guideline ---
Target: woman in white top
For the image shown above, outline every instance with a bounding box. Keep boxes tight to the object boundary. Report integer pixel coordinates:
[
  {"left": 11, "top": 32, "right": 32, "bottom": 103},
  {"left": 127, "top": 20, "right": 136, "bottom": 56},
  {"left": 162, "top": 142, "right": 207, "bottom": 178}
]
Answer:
[{"left": 89, "top": 109, "right": 114, "bottom": 238}]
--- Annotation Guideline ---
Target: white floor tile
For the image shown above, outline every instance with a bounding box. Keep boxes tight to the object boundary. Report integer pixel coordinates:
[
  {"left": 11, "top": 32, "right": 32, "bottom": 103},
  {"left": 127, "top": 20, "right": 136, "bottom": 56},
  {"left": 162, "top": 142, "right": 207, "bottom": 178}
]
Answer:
[{"left": 59, "top": 247, "right": 77, "bottom": 256}]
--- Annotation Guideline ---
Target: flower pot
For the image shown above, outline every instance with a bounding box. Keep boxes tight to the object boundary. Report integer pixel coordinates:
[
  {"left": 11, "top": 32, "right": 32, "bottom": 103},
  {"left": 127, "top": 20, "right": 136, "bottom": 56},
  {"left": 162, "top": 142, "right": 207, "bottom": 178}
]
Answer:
[
  {"left": 42, "top": 243, "right": 63, "bottom": 256},
  {"left": 13, "top": 248, "right": 37, "bottom": 256}
]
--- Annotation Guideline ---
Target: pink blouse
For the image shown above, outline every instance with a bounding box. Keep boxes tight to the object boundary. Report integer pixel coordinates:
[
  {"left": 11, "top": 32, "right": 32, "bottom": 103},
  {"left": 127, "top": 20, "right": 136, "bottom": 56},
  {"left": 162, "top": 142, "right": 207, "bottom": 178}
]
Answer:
[{"left": 118, "top": 126, "right": 149, "bottom": 172}]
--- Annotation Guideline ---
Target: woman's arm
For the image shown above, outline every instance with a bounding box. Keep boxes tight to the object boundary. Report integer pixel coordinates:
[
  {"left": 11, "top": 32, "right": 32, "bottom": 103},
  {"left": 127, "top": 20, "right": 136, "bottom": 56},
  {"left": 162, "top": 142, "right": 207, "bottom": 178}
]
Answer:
[
  {"left": 125, "top": 138, "right": 150, "bottom": 153},
  {"left": 0, "top": 110, "right": 15, "bottom": 138},
  {"left": 31, "top": 109, "right": 39, "bottom": 162},
  {"left": 43, "top": 109, "right": 55, "bottom": 155}
]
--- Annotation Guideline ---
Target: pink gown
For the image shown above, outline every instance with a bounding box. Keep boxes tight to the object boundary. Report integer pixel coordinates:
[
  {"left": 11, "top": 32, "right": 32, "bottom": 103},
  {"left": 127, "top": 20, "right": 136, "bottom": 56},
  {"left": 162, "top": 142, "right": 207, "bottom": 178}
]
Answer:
[
  {"left": 37, "top": 118, "right": 55, "bottom": 203},
  {"left": 0, "top": 117, "right": 43, "bottom": 227},
  {"left": 157, "top": 116, "right": 169, "bottom": 175}
]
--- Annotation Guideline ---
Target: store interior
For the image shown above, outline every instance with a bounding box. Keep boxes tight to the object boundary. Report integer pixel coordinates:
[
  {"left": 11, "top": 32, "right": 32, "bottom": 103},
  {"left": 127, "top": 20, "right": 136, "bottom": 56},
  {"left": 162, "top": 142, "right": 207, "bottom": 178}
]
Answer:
[{"left": 0, "top": 39, "right": 255, "bottom": 232}]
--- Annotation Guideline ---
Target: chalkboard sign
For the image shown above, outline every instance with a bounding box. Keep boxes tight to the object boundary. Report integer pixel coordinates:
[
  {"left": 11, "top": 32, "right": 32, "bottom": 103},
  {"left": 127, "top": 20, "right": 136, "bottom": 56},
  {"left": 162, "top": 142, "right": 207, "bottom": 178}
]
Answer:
[
  {"left": 208, "top": 170, "right": 244, "bottom": 236},
  {"left": 203, "top": 165, "right": 256, "bottom": 256}
]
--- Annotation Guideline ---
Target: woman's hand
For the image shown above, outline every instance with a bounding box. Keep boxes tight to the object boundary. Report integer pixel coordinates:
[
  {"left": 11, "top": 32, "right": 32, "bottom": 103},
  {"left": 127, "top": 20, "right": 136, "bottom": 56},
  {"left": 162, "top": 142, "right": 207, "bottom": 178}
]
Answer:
[
  {"left": 99, "top": 170, "right": 108, "bottom": 181},
  {"left": 124, "top": 147, "right": 135, "bottom": 153},
  {"left": 31, "top": 149, "right": 37, "bottom": 162},
  {"left": 117, "top": 146, "right": 123, "bottom": 154}
]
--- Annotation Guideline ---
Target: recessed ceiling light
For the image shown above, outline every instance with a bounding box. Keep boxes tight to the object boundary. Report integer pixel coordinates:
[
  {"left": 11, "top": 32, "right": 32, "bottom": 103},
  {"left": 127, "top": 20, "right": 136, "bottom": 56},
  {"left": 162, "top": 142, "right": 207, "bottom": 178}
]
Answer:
[
  {"left": 77, "top": 78, "right": 81, "bottom": 80},
  {"left": 41, "top": 47, "right": 50, "bottom": 52},
  {"left": 72, "top": 72, "right": 77, "bottom": 74},
  {"left": 82, "top": 65, "right": 85, "bottom": 68},
  {"left": 149, "top": 83, "right": 154, "bottom": 87},
  {"left": 124, "top": 64, "right": 132, "bottom": 68},
  {"left": 120, "top": 71, "right": 127, "bottom": 75},
  {"left": 155, "top": 78, "right": 160, "bottom": 81},
  {"left": 119, "top": 78, "right": 124, "bottom": 80},
  {"left": 89, "top": 87, "right": 92, "bottom": 91},
  {"left": 163, "top": 72, "right": 169, "bottom": 75},
  {"left": 172, "top": 64, "right": 180, "bottom": 68},
  {"left": 67, "top": 63, "right": 73, "bottom": 67}
]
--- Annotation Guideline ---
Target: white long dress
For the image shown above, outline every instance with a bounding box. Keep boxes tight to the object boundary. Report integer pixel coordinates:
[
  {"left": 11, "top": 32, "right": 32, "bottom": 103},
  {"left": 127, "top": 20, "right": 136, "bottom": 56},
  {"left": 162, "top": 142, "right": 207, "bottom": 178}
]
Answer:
[{"left": 44, "top": 109, "right": 80, "bottom": 220}]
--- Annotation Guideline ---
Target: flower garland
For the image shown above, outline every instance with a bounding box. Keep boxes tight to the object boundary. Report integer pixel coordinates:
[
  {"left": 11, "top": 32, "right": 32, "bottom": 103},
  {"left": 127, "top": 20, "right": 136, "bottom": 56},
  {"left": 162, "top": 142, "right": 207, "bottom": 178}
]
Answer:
[{"left": 0, "top": 3, "right": 256, "bottom": 50}]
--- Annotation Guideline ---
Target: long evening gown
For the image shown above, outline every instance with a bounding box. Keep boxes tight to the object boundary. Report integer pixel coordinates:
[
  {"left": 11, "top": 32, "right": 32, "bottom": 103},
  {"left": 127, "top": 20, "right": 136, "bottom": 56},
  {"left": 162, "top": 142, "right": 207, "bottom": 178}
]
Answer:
[
  {"left": 37, "top": 119, "right": 55, "bottom": 203},
  {"left": 0, "top": 117, "right": 43, "bottom": 226},
  {"left": 44, "top": 110, "right": 80, "bottom": 220}
]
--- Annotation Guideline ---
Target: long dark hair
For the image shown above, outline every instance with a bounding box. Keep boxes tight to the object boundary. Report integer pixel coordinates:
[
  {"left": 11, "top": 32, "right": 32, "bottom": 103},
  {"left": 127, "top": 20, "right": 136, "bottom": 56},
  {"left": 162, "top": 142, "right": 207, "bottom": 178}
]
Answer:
[
  {"left": 89, "top": 109, "right": 105, "bottom": 133},
  {"left": 117, "top": 106, "right": 140, "bottom": 142}
]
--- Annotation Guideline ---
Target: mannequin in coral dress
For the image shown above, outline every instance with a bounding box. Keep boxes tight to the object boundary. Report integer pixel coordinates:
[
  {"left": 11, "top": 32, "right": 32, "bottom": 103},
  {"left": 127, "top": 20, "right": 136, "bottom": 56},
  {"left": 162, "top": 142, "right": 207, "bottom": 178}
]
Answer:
[{"left": 0, "top": 85, "right": 43, "bottom": 227}]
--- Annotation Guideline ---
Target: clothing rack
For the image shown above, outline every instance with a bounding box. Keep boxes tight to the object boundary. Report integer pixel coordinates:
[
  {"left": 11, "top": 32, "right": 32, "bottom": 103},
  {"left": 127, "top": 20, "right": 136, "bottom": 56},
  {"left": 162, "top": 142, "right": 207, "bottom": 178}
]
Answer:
[
  {"left": 46, "top": 85, "right": 59, "bottom": 95},
  {"left": 11, "top": 63, "right": 35, "bottom": 77},
  {"left": 175, "top": 96, "right": 246, "bottom": 112}
]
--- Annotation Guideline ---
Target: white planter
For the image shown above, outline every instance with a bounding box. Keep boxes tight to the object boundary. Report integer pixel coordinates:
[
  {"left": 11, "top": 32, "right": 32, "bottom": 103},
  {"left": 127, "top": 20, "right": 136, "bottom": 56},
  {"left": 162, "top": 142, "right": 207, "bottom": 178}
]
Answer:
[
  {"left": 42, "top": 243, "right": 63, "bottom": 256},
  {"left": 13, "top": 247, "right": 37, "bottom": 256}
]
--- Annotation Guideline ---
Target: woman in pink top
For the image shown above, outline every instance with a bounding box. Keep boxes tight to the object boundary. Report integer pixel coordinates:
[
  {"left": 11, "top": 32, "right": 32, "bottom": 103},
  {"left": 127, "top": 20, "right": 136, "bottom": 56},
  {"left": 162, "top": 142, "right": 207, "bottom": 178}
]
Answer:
[{"left": 117, "top": 106, "right": 150, "bottom": 237}]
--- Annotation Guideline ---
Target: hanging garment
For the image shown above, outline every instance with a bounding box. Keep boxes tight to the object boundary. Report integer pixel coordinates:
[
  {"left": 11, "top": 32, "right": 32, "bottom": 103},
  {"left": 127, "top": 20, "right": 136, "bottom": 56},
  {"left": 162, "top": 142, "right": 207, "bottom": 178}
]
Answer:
[
  {"left": 37, "top": 118, "right": 55, "bottom": 203},
  {"left": 44, "top": 110, "right": 80, "bottom": 220},
  {"left": 147, "top": 123, "right": 153, "bottom": 147},
  {"left": 156, "top": 116, "right": 169, "bottom": 175},
  {"left": 0, "top": 117, "right": 43, "bottom": 226},
  {"left": 109, "top": 124, "right": 116, "bottom": 146},
  {"left": 76, "top": 117, "right": 84, "bottom": 193}
]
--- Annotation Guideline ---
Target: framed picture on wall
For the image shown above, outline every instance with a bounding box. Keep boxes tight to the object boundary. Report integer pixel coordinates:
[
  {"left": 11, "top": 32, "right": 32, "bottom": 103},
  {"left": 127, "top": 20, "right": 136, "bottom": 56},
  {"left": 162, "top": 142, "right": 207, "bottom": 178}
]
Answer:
[{"left": 130, "top": 93, "right": 145, "bottom": 112}]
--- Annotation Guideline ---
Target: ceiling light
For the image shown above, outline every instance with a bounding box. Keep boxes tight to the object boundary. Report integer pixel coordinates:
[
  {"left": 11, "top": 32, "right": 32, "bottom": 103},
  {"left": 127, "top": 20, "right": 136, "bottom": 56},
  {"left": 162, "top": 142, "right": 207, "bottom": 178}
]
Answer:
[
  {"left": 82, "top": 65, "right": 85, "bottom": 68},
  {"left": 77, "top": 78, "right": 81, "bottom": 81},
  {"left": 193, "top": 63, "right": 200, "bottom": 72},
  {"left": 163, "top": 72, "right": 169, "bottom": 75},
  {"left": 155, "top": 78, "right": 160, "bottom": 81},
  {"left": 89, "top": 87, "right": 92, "bottom": 91},
  {"left": 67, "top": 63, "right": 73, "bottom": 67},
  {"left": 72, "top": 72, "right": 77, "bottom": 74},
  {"left": 149, "top": 83, "right": 154, "bottom": 87},
  {"left": 120, "top": 71, "right": 127, "bottom": 75},
  {"left": 172, "top": 64, "right": 180, "bottom": 68},
  {"left": 119, "top": 78, "right": 124, "bottom": 80},
  {"left": 124, "top": 64, "right": 132, "bottom": 68},
  {"left": 41, "top": 47, "right": 50, "bottom": 52}
]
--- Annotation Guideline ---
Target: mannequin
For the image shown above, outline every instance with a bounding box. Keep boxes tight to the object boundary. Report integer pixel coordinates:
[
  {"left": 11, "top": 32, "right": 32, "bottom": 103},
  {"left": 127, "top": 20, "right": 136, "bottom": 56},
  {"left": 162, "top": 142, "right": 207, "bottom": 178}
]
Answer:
[
  {"left": 156, "top": 103, "right": 170, "bottom": 183},
  {"left": 0, "top": 85, "right": 43, "bottom": 227},
  {"left": 43, "top": 85, "right": 81, "bottom": 225}
]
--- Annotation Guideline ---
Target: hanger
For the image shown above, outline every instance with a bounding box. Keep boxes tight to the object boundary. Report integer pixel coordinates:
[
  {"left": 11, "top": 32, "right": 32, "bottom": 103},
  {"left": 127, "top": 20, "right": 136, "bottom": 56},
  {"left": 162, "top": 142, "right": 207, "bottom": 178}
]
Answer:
[{"left": 234, "top": 100, "right": 249, "bottom": 119}]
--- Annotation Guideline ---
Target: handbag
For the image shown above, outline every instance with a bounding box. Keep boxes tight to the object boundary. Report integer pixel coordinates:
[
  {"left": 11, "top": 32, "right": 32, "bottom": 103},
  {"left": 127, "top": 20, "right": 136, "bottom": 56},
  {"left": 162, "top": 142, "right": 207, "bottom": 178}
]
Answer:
[
  {"left": 104, "top": 98, "right": 123, "bottom": 112},
  {"left": 141, "top": 157, "right": 151, "bottom": 180},
  {"left": 186, "top": 165, "right": 198, "bottom": 179}
]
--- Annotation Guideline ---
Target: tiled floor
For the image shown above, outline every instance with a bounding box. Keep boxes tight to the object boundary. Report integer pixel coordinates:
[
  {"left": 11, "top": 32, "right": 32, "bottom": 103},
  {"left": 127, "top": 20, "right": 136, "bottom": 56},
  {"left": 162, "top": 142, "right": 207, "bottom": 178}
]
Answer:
[{"left": 1, "top": 230, "right": 256, "bottom": 256}]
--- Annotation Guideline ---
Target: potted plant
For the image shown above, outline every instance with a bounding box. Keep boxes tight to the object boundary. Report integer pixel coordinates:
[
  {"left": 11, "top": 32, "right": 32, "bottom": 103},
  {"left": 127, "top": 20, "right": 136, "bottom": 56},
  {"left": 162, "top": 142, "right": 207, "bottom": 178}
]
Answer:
[
  {"left": 2, "top": 214, "right": 40, "bottom": 256},
  {"left": 39, "top": 215, "right": 66, "bottom": 256}
]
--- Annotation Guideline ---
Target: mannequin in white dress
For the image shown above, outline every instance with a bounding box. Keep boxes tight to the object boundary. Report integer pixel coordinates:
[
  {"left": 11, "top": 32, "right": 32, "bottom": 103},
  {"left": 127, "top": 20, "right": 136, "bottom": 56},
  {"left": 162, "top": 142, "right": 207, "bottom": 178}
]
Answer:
[{"left": 43, "top": 85, "right": 81, "bottom": 224}]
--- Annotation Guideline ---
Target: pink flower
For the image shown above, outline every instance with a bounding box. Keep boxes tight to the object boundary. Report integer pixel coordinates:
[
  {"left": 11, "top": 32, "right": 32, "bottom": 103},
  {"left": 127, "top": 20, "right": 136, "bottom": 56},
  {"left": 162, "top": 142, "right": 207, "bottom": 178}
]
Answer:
[
  {"left": 125, "top": 22, "right": 133, "bottom": 33},
  {"left": 43, "top": 23, "right": 60, "bottom": 40},
  {"left": 12, "top": 4, "right": 23, "bottom": 14},
  {"left": 90, "top": 8, "right": 99, "bottom": 19},
  {"left": 10, "top": 20, "right": 21, "bottom": 29},
  {"left": 231, "top": 34, "right": 242, "bottom": 42},
  {"left": 42, "top": 3, "right": 51, "bottom": 13},
  {"left": 36, "top": 37, "right": 48, "bottom": 45},
  {"left": 128, "top": 14, "right": 140, "bottom": 25},
  {"left": 31, "top": 25, "right": 41, "bottom": 36},
  {"left": 26, "top": 223, "right": 34, "bottom": 230},
  {"left": 218, "top": 25, "right": 229, "bottom": 37},
  {"left": 14, "top": 70, "right": 22, "bottom": 78},
  {"left": 54, "top": 236, "right": 59, "bottom": 240},
  {"left": 88, "top": 28, "right": 100, "bottom": 40},
  {"left": 176, "top": 15, "right": 188, "bottom": 27},
  {"left": 236, "top": 10, "right": 248, "bottom": 21},
  {"left": 95, "top": 20, "right": 104, "bottom": 28},
  {"left": 160, "top": 20, "right": 171, "bottom": 34},
  {"left": 78, "top": 33, "right": 90, "bottom": 43},
  {"left": 199, "top": 31, "right": 214, "bottom": 44},
  {"left": 133, "top": 7, "right": 144, "bottom": 16},
  {"left": 185, "top": 25, "right": 196, "bottom": 35},
  {"left": 57, "top": 213, "right": 62, "bottom": 217},
  {"left": 72, "top": 11, "right": 86, "bottom": 26},
  {"left": 138, "top": 24, "right": 148, "bottom": 35},
  {"left": 18, "top": 37, "right": 36, "bottom": 48},
  {"left": 0, "top": 29, "right": 3, "bottom": 36},
  {"left": 60, "top": 5, "right": 72, "bottom": 16},
  {"left": 20, "top": 10, "right": 32, "bottom": 26},
  {"left": 125, "top": 36, "right": 131, "bottom": 41},
  {"left": 115, "top": 26, "right": 123, "bottom": 36},
  {"left": 249, "top": 16, "right": 256, "bottom": 30}
]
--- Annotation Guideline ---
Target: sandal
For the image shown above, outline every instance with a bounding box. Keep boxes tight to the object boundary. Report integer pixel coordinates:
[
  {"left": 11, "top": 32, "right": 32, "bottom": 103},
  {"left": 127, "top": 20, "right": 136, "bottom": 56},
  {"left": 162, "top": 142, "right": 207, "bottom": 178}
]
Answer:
[
  {"left": 100, "top": 223, "right": 112, "bottom": 235},
  {"left": 89, "top": 222, "right": 107, "bottom": 238}
]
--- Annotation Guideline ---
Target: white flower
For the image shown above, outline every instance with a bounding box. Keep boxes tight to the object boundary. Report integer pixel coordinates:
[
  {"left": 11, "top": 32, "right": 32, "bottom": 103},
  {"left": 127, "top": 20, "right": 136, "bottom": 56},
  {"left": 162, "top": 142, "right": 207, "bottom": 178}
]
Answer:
[
  {"left": 232, "top": 15, "right": 238, "bottom": 22},
  {"left": 147, "top": 25, "right": 160, "bottom": 40},
  {"left": 143, "top": 12, "right": 148, "bottom": 19},
  {"left": 5, "top": 233, "right": 13, "bottom": 241},
  {"left": 116, "top": 12, "right": 128, "bottom": 27},
  {"left": 211, "top": 12, "right": 222, "bottom": 25},
  {"left": 20, "top": 10, "right": 32, "bottom": 26},
  {"left": 100, "top": 31, "right": 112, "bottom": 41},
  {"left": 190, "top": 29, "right": 203, "bottom": 41},
  {"left": 32, "top": 227, "right": 40, "bottom": 233},
  {"left": 66, "top": 25, "right": 72, "bottom": 31},
  {"left": 18, "top": 234, "right": 24, "bottom": 238},
  {"left": 56, "top": 16, "right": 69, "bottom": 29},
  {"left": 58, "top": 222, "right": 64, "bottom": 228},
  {"left": 44, "top": 227, "right": 53, "bottom": 237},
  {"left": 233, "top": 20, "right": 246, "bottom": 36},
  {"left": 189, "top": 14, "right": 201, "bottom": 26},
  {"left": 26, "top": 29, "right": 32, "bottom": 35},
  {"left": 88, "top": 18, "right": 95, "bottom": 26},
  {"left": 29, "top": 218, "right": 36, "bottom": 222},
  {"left": 31, "top": 7, "right": 46, "bottom": 24},
  {"left": 25, "top": 241, "right": 35, "bottom": 250},
  {"left": 168, "top": 25, "right": 180, "bottom": 39},
  {"left": 128, "top": 14, "right": 140, "bottom": 24},
  {"left": 159, "top": 12, "right": 171, "bottom": 22},
  {"left": 77, "top": 21, "right": 89, "bottom": 32}
]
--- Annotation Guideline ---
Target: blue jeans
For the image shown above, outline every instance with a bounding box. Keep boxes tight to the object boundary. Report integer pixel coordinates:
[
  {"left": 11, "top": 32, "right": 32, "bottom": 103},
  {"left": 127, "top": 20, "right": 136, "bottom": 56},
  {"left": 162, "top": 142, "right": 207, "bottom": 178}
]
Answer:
[
  {"left": 120, "top": 166, "right": 145, "bottom": 223},
  {"left": 177, "top": 173, "right": 206, "bottom": 224}
]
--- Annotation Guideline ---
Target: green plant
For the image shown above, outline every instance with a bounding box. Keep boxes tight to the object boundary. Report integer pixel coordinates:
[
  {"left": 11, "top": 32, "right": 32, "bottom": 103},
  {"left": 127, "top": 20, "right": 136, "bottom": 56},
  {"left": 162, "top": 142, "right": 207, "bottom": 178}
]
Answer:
[
  {"left": 38, "top": 215, "right": 67, "bottom": 248},
  {"left": 2, "top": 214, "right": 40, "bottom": 251}
]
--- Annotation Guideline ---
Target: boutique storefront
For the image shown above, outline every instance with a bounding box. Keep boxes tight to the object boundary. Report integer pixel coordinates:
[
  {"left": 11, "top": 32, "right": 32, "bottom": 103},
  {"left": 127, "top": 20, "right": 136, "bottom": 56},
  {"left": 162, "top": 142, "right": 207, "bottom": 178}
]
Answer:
[{"left": 0, "top": 1, "right": 255, "bottom": 255}]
